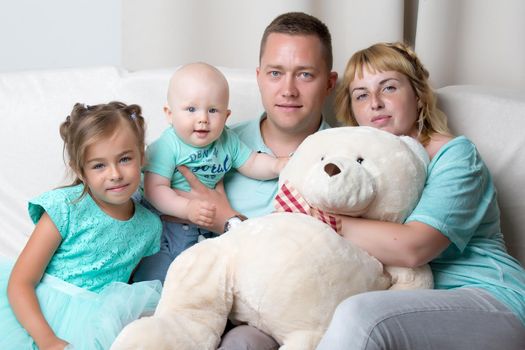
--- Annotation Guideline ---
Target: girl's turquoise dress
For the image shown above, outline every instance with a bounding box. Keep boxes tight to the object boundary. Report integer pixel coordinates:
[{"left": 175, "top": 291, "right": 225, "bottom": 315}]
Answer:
[{"left": 0, "top": 184, "right": 162, "bottom": 349}]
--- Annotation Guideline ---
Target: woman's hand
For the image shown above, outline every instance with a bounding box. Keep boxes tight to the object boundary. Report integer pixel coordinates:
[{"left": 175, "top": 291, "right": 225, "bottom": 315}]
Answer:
[{"left": 172, "top": 166, "right": 238, "bottom": 233}]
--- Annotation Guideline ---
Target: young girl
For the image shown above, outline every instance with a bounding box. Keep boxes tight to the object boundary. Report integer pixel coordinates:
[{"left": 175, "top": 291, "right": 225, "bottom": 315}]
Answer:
[{"left": 0, "top": 102, "right": 162, "bottom": 349}]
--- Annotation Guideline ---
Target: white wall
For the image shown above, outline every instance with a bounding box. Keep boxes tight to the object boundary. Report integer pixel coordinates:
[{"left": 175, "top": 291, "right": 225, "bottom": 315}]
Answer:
[
  {"left": 415, "top": 0, "right": 525, "bottom": 90},
  {"left": 0, "top": 0, "right": 121, "bottom": 72},
  {"left": 1, "top": 0, "right": 524, "bottom": 90},
  {"left": 122, "top": 0, "right": 405, "bottom": 76}
]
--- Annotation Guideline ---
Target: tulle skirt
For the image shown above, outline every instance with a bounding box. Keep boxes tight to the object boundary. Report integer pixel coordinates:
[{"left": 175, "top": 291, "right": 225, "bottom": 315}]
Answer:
[{"left": 0, "top": 259, "right": 161, "bottom": 350}]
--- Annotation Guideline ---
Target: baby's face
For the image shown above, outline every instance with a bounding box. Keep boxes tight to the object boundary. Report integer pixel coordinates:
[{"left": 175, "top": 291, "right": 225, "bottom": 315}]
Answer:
[{"left": 166, "top": 70, "right": 230, "bottom": 148}]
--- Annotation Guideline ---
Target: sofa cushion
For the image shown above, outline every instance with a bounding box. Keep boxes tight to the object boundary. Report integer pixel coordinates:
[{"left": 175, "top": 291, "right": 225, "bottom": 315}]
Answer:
[
  {"left": 117, "top": 67, "right": 264, "bottom": 144},
  {"left": 0, "top": 67, "right": 122, "bottom": 257},
  {"left": 436, "top": 85, "right": 525, "bottom": 265},
  {"left": 0, "top": 66, "right": 264, "bottom": 258}
]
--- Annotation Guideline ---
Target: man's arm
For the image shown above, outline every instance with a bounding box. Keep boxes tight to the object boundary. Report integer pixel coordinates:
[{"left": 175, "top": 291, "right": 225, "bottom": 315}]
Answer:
[
  {"left": 144, "top": 171, "right": 216, "bottom": 228},
  {"left": 173, "top": 166, "right": 239, "bottom": 233}
]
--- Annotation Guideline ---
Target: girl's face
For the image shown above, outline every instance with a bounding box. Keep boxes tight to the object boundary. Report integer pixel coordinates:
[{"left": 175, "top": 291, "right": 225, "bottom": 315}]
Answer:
[
  {"left": 349, "top": 68, "right": 419, "bottom": 137},
  {"left": 81, "top": 124, "right": 143, "bottom": 219}
]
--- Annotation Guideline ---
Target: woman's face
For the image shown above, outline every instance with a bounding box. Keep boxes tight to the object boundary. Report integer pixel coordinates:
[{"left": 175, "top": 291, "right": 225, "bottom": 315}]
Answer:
[{"left": 348, "top": 68, "right": 419, "bottom": 137}]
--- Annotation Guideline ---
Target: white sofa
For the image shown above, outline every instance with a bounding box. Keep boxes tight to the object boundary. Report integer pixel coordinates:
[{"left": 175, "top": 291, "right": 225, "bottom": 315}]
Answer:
[{"left": 1, "top": 66, "right": 524, "bottom": 268}]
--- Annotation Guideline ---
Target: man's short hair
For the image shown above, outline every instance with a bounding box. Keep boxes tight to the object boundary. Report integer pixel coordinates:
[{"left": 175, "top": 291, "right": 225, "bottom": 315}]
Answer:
[{"left": 259, "top": 12, "right": 333, "bottom": 70}]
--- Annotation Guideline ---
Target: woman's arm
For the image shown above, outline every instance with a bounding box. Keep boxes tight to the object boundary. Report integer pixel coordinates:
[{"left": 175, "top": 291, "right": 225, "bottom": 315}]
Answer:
[
  {"left": 339, "top": 216, "right": 450, "bottom": 267},
  {"left": 7, "top": 212, "right": 69, "bottom": 349}
]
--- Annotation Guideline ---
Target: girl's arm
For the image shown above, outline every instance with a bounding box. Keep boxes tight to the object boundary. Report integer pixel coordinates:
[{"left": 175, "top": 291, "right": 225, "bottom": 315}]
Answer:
[
  {"left": 144, "top": 171, "right": 216, "bottom": 228},
  {"left": 237, "top": 152, "right": 289, "bottom": 180},
  {"left": 7, "top": 212, "right": 69, "bottom": 349},
  {"left": 338, "top": 216, "right": 450, "bottom": 268}
]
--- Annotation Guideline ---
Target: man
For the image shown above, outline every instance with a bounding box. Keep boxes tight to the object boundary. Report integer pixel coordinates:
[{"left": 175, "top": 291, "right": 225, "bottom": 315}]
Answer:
[{"left": 178, "top": 11, "right": 338, "bottom": 349}]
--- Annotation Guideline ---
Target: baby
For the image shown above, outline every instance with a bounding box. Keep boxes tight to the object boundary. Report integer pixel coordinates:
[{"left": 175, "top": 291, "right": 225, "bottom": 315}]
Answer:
[{"left": 132, "top": 62, "right": 287, "bottom": 283}]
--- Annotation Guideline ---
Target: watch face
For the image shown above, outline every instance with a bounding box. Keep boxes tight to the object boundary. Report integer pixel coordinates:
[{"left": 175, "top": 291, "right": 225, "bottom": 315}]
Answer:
[
  {"left": 229, "top": 217, "right": 243, "bottom": 225},
  {"left": 224, "top": 216, "right": 245, "bottom": 232}
]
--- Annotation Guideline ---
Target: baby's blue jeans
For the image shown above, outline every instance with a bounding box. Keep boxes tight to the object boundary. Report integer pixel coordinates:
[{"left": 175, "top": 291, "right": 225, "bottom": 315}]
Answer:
[{"left": 131, "top": 199, "right": 218, "bottom": 284}]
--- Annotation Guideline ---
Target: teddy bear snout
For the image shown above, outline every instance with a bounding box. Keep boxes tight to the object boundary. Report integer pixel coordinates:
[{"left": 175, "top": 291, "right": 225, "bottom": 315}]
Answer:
[{"left": 324, "top": 163, "right": 341, "bottom": 177}]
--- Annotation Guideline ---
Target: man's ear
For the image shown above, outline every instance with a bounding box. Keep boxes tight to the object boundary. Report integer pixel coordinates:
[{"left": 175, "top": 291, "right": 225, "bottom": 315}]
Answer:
[
  {"left": 163, "top": 104, "right": 172, "bottom": 124},
  {"left": 327, "top": 71, "right": 338, "bottom": 93},
  {"left": 256, "top": 67, "right": 261, "bottom": 82}
]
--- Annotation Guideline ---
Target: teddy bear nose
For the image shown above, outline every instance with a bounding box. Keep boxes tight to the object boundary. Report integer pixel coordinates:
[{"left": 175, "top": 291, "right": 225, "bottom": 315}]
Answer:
[{"left": 324, "top": 163, "right": 341, "bottom": 177}]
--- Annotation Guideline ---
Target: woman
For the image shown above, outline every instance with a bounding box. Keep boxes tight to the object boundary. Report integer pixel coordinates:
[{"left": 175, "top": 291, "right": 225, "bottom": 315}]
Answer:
[{"left": 316, "top": 42, "right": 525, "bottom": 349}]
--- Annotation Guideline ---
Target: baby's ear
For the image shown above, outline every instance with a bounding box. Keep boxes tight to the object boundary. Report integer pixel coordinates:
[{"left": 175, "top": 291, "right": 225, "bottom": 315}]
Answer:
[
  {"left": 226, "top": 109, "right": 231, "bottom": 118},
  {"left": 163, "top": 104, "right": 173, "bottom": 124}
]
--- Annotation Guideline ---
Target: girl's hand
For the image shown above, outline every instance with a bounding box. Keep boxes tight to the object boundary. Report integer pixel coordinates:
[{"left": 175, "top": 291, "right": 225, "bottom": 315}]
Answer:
[
  {"left": 187, "top": 199, "right": 216, "bottom": 228},
  {"left": 38, "top": 336, "right": 69, "bottom": 350}
]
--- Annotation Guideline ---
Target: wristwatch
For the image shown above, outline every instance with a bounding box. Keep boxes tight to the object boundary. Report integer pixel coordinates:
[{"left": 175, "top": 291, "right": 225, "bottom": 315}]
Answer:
[{"left": 223, "top": 214, "right": 248, "bottom": 233}]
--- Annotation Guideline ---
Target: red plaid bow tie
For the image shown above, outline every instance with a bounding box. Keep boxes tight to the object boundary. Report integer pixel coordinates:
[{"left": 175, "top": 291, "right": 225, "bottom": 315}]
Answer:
[{"left": 273, "top": 180, "right": 342, "bottom": 233}]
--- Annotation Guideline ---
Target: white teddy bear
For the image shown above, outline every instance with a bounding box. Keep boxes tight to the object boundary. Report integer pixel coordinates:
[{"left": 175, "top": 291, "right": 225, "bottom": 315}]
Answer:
[{"left": 111, "top": 126, "right": 433, "bottom": 350}]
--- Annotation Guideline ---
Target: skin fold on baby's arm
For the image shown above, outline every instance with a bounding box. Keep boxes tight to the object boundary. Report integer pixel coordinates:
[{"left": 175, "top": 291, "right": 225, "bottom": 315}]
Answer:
[{"left": 237, "top": 152, "right": 289, "bottom": 180}]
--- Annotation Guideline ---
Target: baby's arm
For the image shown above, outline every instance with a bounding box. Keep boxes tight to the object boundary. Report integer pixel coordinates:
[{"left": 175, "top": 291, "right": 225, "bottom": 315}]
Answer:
[
  {"left": 7, "top": 212, "right": 69, "bottom": 349},
  {"left": 237, "top": 152, "right": 289, "bottom": 180},
  {"left": 144, "top": 171, "right": 216, "bottom": 228}
]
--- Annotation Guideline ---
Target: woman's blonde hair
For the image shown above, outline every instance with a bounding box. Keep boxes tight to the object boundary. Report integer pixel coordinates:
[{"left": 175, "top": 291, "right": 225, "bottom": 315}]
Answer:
[
  {"left": 59, "top": 101, "right": 146, "bottom": 199},
  {"left": 335, "top": 42, "right": 450, "bottom": 145}
]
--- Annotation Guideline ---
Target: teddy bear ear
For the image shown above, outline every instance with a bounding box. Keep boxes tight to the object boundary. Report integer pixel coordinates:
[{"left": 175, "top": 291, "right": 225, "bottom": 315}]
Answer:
[{"left": 399, "top": 135, "right": 430, "bottom": 168}]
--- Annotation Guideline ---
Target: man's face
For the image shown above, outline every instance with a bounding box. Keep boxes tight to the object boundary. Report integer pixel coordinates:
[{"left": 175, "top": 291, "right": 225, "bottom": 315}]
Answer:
[{"left": 257, "top": 33, "right": 337, "bottom": 135}]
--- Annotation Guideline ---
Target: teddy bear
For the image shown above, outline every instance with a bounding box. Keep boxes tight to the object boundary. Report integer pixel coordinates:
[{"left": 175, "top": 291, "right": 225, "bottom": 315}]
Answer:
[{"left": 111, "top": 126, "right": 433, "bottom": 350}]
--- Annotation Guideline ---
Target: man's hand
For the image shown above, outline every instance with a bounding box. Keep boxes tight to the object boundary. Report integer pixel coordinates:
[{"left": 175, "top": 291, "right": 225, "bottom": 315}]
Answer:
[
  {"left": 187, "top": 199, "right": 216, "bottom": 228},
  {"left": 173, "top": 166, "right": 238, "bottom": 233}
]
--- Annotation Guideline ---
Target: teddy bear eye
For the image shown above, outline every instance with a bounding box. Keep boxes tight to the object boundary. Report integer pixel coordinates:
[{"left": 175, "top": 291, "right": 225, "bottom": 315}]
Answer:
[
  {"left": 356, "top": 157, "right": 364, "bottom": 164},
  {"left": 321, "top": 156, "right": 325, "bottom": 161}
]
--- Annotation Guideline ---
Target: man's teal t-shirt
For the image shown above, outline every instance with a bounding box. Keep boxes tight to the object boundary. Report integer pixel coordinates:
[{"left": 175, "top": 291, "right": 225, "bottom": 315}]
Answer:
[
  {"left": 224, "top": 114, "right": 330, "bottom": 218},
  {"left": 406, "top": 136, "right": 525, "bottom": 324}
]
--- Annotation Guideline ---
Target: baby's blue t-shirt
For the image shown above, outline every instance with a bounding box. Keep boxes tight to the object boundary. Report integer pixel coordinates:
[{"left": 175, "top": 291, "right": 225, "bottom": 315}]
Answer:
[
  {"left": 28, "top": 184, "right": 162, "bottom": 293},
  {"left": 144, "top": 127, "right": 252, "bottom": 192},
  {"left": 406, "top": 136, "right": 525, "bottom": 324}
]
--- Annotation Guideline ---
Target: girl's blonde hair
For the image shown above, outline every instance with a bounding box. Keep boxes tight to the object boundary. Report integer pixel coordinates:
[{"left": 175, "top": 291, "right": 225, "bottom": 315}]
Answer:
[
  {"left": 335, "top": 42, "right": 450, "bottom": 145},
  {"left": 59, "top": 101, "right": 146, "bottom": 198}
]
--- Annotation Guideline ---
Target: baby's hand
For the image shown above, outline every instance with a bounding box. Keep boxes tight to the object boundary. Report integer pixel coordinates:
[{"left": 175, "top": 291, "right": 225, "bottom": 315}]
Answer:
[
  {"left": 187, "top": 199, "right": 216, "bottom": 228},
  {"left": 275, "top": 156, "right": 290, "bottom": 174}
]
